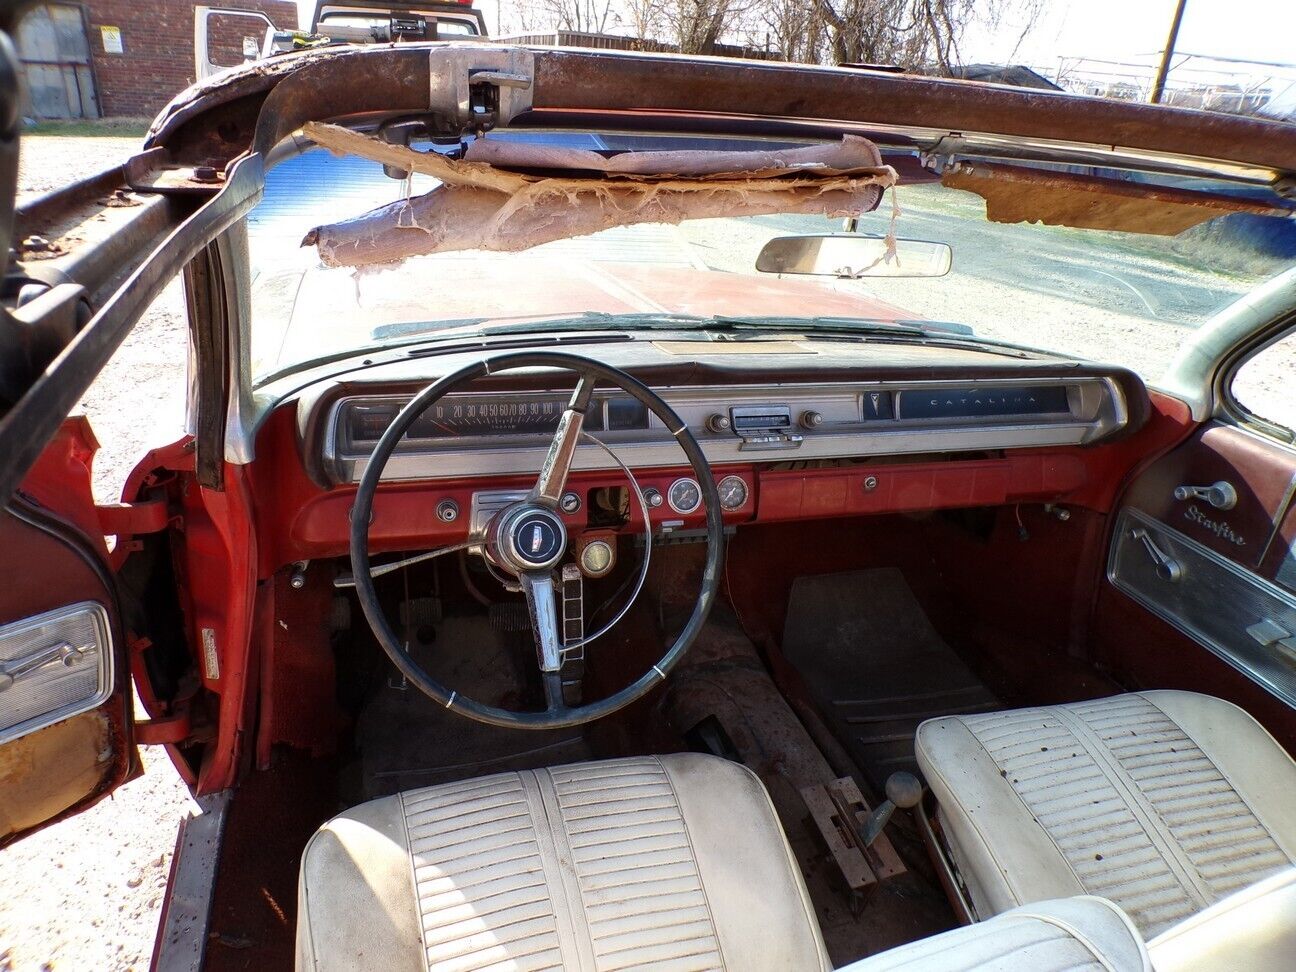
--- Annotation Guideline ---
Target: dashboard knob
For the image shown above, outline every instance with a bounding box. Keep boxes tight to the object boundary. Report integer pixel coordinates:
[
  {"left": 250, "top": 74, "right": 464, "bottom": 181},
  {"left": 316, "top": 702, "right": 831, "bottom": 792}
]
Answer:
[
  {"left": 800, "top": 410, "right": 823, "bottom": 430},
  {"left": 706, "top": 412, "right": 731, "bottom": 433},
  {"left": 643, "top": 488, "right": 664, "bottom": 509}
]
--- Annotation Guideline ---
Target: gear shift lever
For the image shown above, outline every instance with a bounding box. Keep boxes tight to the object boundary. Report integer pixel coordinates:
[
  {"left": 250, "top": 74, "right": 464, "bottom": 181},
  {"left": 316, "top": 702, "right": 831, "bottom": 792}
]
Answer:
[{"left": 859, "top": 771, "right": 924, "bottom": 846}]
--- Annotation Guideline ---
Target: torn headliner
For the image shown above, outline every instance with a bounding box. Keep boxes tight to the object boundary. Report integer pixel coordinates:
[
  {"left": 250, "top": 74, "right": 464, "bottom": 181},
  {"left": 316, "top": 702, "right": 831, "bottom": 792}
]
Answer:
[
  {"left": 300, "top": 124, "right": 898, "bottom": 269},
  {"left": 143, "top": 44, "right": 1296, "bottom": 192}
]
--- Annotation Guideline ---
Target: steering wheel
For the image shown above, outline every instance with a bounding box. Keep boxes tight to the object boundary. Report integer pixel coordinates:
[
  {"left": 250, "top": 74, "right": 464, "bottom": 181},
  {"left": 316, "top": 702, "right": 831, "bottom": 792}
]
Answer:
[{"left": 350, "top": 351, "right": 724, "bottom": 729}]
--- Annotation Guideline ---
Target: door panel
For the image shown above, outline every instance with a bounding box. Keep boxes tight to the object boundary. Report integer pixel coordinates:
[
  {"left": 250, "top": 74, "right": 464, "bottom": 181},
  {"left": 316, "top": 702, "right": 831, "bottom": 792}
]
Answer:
[
  {"left": 0, "top": 421, "right": 138, "bottom": 847},
  {"left": 1118, "top": 422, "right": 1296, "bottom": 570},
  {"left": 1097, "top": 420, "right": 1296, "bottom": 746},
  {"left": 1109, "top": 507, "right": 1296, "bottom": 707}
]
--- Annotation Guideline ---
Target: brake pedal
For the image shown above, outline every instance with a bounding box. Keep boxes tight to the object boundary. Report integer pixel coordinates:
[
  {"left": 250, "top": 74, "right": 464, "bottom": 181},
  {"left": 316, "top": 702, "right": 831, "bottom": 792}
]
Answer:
[{"left": 489, "top": 601, "right": 529, "bottom": 633}]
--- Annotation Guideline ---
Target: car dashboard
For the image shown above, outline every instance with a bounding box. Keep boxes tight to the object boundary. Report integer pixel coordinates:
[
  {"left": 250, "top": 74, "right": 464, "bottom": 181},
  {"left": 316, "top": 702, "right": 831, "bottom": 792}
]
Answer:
[{"left": 267, "top": 337, "right": 1149, "bottom": 566}]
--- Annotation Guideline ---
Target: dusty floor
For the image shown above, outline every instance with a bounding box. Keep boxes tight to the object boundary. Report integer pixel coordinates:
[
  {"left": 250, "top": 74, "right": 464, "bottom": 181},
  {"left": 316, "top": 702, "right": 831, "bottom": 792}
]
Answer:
[
  {"left": 1, "top": 132, "right": 1294, "bottom": 972},
  {"left": 2, "top": 136, "right": 196, "bottom": 972}
]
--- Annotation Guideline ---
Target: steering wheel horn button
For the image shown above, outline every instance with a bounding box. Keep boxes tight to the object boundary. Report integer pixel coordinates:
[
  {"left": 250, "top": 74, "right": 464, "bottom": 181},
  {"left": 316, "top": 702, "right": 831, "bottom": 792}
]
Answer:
[{"left": 494, "top": 505, "right": 568, "bottom": 571}]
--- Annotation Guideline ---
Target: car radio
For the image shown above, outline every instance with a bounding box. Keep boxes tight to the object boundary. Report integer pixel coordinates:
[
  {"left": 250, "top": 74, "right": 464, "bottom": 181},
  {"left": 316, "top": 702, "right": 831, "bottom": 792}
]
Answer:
[{"left": 728, "top": 404, "right": 804, "bottom": 451}]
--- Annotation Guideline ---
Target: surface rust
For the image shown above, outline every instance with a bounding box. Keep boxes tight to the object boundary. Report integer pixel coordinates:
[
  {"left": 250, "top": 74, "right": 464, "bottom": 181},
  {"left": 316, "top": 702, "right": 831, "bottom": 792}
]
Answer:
[
  {"left": 943, "top": 162, "right": 1292, "bottom": 234},
  {"left": 0, "top": 710, "right": 114, "bottom": 840},
  {"left": 142, "top": 45, "right": 1296, "bottom": 176}
]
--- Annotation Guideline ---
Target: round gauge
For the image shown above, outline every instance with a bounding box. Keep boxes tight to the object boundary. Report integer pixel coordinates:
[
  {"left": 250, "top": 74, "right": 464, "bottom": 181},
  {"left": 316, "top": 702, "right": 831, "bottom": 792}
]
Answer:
[
  {"left": 717, "top": 475, "right": 748, "bottom": 511},
  {"left": 667, "top": 477, "right": 702, "bottom": 514}
]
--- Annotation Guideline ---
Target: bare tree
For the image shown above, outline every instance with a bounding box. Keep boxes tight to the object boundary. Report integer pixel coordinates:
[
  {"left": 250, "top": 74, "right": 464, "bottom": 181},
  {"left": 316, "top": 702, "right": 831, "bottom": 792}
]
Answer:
[
  {"left": 535, "top": 0, "right": 621, "bottom": 34},
  {"left": 624, "top": 0, "right": 669, "bottom": 43},
  {"left": 496, "top": 0, "right": 548, "bottom": 35},
  {"left": 808, "top": 0, "right": 950, "bottom": 67},
  {"left": 758, "top": 0, "right": 827, "bottom": 62},
  {"left": 667, "top": 0, "right": 751, "bottom": 54},
  {"left": 806, "top": 0, "right": 1042, "bottom": 70}
]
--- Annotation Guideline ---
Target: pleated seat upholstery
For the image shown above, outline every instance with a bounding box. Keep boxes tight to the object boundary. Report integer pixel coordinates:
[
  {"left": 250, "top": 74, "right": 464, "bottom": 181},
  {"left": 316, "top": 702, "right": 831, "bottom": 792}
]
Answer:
[
  {"left": 916, "top": 691, "right": 1296, "bottom": 936},
  {"left": 295, "top": 753, "right": 830, "bottom": 972}
]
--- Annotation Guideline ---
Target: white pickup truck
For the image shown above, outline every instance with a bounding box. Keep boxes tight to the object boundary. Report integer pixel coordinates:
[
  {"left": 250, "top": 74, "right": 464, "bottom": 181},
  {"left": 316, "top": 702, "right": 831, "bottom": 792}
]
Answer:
[{"left": 195, "top": 1, "right": 487, "bottom": 79}]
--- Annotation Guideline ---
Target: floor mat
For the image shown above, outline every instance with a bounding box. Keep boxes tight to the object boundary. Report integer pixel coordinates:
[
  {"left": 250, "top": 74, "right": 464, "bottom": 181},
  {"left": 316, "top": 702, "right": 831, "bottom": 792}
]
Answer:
[
  {"left": 782, "top": 568, "right": 999, "bottom": 790},
  {"left": 351, "top": 614, "right": 589, "bottom": 802}
]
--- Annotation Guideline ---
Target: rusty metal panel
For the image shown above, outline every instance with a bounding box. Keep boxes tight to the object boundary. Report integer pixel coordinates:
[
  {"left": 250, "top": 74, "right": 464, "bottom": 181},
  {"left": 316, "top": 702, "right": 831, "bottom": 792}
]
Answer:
[{"left": 142, "top": 46, "right": 1296, "bottom": 179}]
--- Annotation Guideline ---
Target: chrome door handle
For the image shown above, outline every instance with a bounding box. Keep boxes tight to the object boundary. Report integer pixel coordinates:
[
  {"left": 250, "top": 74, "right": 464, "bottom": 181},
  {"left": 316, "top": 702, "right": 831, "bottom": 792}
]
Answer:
[
  {"left": 0, "top": 640, "right": 90, "bottom": 692},
  {"left": 1130, "top": 527, "right": 1183, "bottom": 582},
  {"left": 1174, "top": 480, "right": 1237, "bottom": 510}
]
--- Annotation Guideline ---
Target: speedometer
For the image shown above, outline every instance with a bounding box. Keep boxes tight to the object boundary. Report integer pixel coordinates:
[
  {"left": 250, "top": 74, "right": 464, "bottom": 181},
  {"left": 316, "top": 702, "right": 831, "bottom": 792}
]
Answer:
[
  {"left": 341, "top": 394, "right": 651, "bottom": 446},
  {"left": 415, "top": 397, "right": 566, "bottom": 437}
]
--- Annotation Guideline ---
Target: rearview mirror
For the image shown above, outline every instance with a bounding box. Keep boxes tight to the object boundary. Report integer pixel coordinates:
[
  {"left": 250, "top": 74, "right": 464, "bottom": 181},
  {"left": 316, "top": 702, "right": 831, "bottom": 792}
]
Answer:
[{"left": 756, "top": 235, "right": 952, "bottom": 278}]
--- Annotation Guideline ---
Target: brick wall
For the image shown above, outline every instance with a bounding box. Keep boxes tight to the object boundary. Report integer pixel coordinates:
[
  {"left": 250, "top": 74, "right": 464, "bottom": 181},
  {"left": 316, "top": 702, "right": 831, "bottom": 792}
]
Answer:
[{"left": 83, "top": 0, "right": 297, "bottom": 117}]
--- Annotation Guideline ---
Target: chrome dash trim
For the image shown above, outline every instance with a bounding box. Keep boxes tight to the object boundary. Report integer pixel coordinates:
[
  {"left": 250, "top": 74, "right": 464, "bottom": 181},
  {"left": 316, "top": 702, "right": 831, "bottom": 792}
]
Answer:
[{"left": 321, "top": 376, "right": 1127, "bottom": 485}]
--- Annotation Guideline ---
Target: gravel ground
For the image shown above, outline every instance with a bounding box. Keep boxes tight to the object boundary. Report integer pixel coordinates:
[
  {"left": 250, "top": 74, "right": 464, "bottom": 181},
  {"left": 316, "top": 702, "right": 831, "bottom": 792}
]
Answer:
[{"left": 1, "top": 135, "right": 1292, "bottom": 972}]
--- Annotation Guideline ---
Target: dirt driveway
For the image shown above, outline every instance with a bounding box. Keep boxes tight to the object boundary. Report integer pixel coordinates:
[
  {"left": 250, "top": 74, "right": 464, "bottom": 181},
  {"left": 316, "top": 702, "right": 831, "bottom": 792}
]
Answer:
[{"left": 2, "top": 136, "right": 196, "bottom": 972}]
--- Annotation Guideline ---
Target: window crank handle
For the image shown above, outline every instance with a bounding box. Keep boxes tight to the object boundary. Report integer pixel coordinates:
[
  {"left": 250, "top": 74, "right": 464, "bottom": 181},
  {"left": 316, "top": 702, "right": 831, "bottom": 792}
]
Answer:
[
  {"left": 1130, "top": 527, "right": 1182, "bottom": 583},
  {"left": 1173, "top": 480, "right": 1237, "bottom": 510}
]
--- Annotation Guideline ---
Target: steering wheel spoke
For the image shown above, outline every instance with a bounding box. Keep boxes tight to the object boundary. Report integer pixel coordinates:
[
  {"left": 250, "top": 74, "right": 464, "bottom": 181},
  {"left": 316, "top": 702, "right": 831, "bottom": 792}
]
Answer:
[
  {"left": 350, "top": 351, "right": 723, "bottom": 729},
  {"left": 542, "top": 671, "right": 568, "bottom": 715},
  {"left": 530, "top": 371, "right": 596, "bottom": 507},
  {"left": 519, "top": 570, "right": 564, "bottom": 674}
]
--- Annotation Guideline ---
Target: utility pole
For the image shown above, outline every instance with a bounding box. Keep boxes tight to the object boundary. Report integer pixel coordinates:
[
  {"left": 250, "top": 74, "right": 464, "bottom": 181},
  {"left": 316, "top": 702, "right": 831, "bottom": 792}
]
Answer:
[{"left": 1149, "top": 0, "right": 1188, "bottom": 104}]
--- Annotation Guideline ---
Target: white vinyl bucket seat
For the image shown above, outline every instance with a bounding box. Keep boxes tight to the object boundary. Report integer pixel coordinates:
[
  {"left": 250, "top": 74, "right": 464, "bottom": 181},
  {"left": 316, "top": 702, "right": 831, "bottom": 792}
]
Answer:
[
  {"left": 295, "top": 754, "right": 831, "bottom": 972},
  {"left": 916, "top": 691, "right": 1296, "bottom": 936},
  {"left": 839, "top": 869, "right": 1296, "bottom": 971},
  {"left": 838, "top": 895, "right": 1150, "bottom": 971}
]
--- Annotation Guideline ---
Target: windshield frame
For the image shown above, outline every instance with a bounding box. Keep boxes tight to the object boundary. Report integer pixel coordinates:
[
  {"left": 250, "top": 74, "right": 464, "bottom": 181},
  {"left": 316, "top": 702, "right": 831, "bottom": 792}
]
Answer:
[{"left": 242, "top": 128, "right": 1296, "bottom": 391}]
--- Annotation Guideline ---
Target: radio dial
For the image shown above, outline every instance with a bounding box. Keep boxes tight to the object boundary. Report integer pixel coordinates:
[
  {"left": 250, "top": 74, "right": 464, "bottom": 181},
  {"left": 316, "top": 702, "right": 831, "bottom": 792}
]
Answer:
[
  {"left": 800, "top": 410, "right": 824, "bottom": 430},
  {"left": 706, "top": 412, "right": 731, "bottom": 433}
]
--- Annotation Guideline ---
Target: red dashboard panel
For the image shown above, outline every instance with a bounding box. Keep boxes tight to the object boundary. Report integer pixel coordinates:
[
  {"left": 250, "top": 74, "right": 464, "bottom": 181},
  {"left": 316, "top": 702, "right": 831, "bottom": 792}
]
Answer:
[
  {"left": 287, "top": 465, "right": 755, "bottom": 561},
  {"left": 756, "top": 453, "right": 1088, "bottom": 521}
]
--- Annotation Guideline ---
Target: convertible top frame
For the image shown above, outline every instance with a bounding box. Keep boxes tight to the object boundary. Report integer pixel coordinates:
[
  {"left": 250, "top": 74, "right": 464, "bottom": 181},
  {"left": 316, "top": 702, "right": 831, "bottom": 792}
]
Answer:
[{"left": 2, "top": 42, "right": 1295, "bottom": 506}]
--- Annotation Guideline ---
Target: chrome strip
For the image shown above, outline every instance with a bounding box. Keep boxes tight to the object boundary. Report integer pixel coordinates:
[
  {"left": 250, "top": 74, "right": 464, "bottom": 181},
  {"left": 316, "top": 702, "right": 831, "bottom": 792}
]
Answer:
[
  {"left": 917, "top": 803, "right": 977, "bottom": 925},
  {"left": 153, "top": 791, "right": 230, "bottom": 972},
  {"left": 322, "top": 376, "right": 1124, "bottom": 484},
  {"left": 1109, "top": 507, "right": 1296, "bottom": 709}
]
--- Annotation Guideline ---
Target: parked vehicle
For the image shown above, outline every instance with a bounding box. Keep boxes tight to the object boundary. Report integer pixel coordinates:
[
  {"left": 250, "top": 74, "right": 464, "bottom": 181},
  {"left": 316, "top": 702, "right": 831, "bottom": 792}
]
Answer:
[
  {"left": 3, "top": 26, "right": 1296, "bottom": 972},
  {"left": 195, "top": 1, "right": 486, "bottom": 80},
  {"left": 307, "top": 0, "right": 485, "bottom": 42}
]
